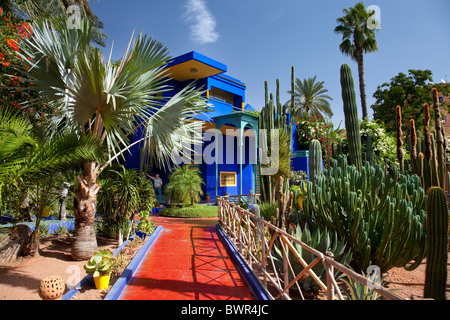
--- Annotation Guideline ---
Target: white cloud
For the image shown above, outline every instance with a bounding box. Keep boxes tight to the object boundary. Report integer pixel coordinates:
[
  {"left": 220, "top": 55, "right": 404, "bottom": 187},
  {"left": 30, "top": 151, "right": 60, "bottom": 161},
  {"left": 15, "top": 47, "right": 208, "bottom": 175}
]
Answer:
[{"left": 183, "top": 0, "right": 219, "bottom": 45}]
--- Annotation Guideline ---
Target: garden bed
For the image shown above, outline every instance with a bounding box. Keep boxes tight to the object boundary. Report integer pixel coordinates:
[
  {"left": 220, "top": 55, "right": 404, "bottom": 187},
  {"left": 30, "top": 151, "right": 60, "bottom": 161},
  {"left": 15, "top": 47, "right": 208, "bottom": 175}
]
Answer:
[
  {"left": 70, "top": 235, "right": 145, "bottom": 300},
  {"left": 0, "top": 228, "right": 161, "bottom": 300}
]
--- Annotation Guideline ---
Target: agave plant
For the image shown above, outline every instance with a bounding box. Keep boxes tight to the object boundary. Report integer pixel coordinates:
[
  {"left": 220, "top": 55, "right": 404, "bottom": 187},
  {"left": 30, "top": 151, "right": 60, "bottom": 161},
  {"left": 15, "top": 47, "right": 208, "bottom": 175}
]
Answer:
[
  {"left": 272, "top": 222, "right": 352, "bottom": 293},
  {"left": 17, "top": 15, "right": 209, "bottom": 260},
  {"left": 341, "top": 268, "right": 388, "bottom": 300}
]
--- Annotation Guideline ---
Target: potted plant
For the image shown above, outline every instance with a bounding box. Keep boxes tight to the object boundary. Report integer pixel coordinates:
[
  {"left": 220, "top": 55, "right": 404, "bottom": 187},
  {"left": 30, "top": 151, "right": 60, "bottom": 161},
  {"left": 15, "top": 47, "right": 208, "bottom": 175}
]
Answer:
[
  {"left": 205, "top": 193, "right": 210, "bottom": 203},
  {"left": 83, "top": 249, "right": 116, "bottom": 290},
  {"left": 135, "top": 210, "right": 156, "bottom": 240}
]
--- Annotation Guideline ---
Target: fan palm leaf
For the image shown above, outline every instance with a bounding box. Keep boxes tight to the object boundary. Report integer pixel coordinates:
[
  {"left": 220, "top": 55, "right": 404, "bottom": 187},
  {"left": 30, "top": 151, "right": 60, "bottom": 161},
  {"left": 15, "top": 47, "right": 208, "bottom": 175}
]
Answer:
[{"left": 17, "top": 16, "right": 209, "bottom": 259}]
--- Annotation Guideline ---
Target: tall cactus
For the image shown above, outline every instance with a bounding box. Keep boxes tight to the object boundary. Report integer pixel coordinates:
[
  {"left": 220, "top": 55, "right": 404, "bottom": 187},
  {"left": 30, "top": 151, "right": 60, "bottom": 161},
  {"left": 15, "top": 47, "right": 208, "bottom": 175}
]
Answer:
[
  {"left": 259, "top": 70, "right": 294, "bottom": 203},
  {"left": 308, "top": 139, "right": 322, "bottom": 183},
  {"left": 410, "top": 119, "right": 418, "bottom": 175},
  {"left": 302, "top": 154, "right": 426, "bottom": 274},
  {"left": 424, "top": 186, "right": 448, "bottom": 300},
  {"left": 432, "top": 88, "right": 446, "bottom": 188},
  {"left": 396, "top": 106, "right": 404, "bottom": 172},
  {"left": 340, "top": 64, "right": 362, "bottom": 171}
]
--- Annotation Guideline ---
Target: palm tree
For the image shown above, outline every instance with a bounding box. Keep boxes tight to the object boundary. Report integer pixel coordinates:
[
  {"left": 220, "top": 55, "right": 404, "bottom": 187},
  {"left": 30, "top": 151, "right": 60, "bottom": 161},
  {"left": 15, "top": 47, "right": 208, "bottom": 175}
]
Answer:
[
  {"left": 0, "top": 107, "right": 105, "bottom": 256},
  {"left": 285, "top": 76, "right": 333, "bottom": 120},
  {"left": 18, "top": 16, "right": 209, "bottom": 260},
  {"left": 335, "top": 2, "right": 378, "bottom": 120},
  {"left": 165, "top": 165, "right": 204, "bottom": 206}
]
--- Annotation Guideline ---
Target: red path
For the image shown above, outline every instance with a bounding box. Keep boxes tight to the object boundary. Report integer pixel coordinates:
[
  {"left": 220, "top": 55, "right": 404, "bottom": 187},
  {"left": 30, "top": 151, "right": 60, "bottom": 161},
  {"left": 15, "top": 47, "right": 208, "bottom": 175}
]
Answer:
[{"left": 119, "top": 216, "right": 255, "bottom": 300}]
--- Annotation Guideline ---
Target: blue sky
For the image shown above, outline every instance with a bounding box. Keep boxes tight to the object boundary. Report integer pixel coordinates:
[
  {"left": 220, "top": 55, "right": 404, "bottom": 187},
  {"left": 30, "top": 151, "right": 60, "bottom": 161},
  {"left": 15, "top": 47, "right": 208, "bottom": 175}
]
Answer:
[{"left": 90, "top": 0, "right": 450, "bottom": 127}]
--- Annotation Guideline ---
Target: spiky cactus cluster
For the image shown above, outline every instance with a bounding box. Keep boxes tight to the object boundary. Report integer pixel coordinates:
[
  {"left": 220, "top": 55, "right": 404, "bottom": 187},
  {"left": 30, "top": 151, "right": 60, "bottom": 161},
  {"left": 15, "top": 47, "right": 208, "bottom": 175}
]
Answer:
[{"left": 302, "top": 154, "right": 426, "bottom": 274}]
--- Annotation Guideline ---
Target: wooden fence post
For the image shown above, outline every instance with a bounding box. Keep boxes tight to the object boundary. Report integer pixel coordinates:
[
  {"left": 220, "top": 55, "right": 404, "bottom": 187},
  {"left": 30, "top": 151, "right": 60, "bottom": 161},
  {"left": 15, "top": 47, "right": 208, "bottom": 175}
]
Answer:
[{"left": 325, "top": 251, "right": 335, "bottom": 300}]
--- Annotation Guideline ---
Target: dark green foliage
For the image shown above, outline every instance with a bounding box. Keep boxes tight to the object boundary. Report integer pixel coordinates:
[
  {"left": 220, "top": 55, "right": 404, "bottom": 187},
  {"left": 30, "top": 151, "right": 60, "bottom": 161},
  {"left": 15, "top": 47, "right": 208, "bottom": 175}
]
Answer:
[{"left": 371, "top": 69, "right": 433, "bottom": 134}]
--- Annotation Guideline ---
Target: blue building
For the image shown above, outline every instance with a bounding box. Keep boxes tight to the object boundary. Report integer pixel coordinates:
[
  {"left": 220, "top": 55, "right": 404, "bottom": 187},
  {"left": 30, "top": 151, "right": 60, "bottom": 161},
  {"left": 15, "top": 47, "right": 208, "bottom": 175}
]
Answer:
[{"left": 124, "top": 51, "right": 309, "bottom": 202}]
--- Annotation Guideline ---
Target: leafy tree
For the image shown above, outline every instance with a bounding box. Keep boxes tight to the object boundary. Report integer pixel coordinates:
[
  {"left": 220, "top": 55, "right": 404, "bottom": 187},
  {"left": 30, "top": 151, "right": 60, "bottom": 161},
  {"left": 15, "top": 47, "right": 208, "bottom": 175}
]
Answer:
[
  {"left": 371, "top": 69, "right": 433, "bottom": 134},
  {"left": 285, "top": 76, "right": 333, "bottom": 119},
  {"left": 335, "top": 2, "right": 378, "bottom": 120},
  {"left": 165, "top": 165, "right": 204, "bottom": 207},
  {"left": 1, "top": 0, "right": 107, "bottom": 47},
  {"left": 17, "top": 16, "right": 209, "bottom": 260}
]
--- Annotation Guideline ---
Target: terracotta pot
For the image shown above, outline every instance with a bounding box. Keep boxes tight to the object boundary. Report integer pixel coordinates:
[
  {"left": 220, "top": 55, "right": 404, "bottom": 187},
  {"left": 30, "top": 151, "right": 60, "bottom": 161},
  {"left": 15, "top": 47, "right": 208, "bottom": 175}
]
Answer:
[{"left": 39, "top": 275, "right": 65, "bottom": 300}]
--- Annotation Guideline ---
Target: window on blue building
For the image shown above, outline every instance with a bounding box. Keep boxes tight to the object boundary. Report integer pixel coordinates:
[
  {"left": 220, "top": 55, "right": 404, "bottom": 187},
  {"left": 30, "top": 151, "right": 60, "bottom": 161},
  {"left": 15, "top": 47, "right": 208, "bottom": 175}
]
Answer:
[{"left": 210, "top": 87, "right": 234, "bottom": 105}]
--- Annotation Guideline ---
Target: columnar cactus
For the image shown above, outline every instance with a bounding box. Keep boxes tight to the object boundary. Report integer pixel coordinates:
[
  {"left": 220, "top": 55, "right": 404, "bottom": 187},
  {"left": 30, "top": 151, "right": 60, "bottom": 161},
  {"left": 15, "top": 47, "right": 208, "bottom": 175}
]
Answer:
[
  {"left": 302, "top": 154, "right": 426, "bottom": 274},
  {"left": 396, "top": 106, "right": 404, "bottom": 172},
  {"left": 432, "top": 88, "right": 446, "bottom": 188},
  {"left": 410, "top": 119, "right": 418, "bottom": 175},
  {"left": 308, "top": 139, "right": 322, "bottom": 184},
  {"left": 258, "top": 72, "right": 293, "bottom": 203},
  {"left": 340, "top": 64, "right": 362, "bottom": 171},
  {"left": 424, "top": 186, "right": 448, "bottom": 300}
]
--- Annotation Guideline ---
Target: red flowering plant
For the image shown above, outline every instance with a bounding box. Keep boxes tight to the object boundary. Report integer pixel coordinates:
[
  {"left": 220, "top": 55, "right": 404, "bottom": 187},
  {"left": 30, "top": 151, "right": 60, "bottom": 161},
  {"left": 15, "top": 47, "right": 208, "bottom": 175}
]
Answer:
[
  {"left": 294, "top": 113, "right": 344, "bottom": 167},
  {"left": 0, "top": 8, "right": 36, "bottom": 112}
]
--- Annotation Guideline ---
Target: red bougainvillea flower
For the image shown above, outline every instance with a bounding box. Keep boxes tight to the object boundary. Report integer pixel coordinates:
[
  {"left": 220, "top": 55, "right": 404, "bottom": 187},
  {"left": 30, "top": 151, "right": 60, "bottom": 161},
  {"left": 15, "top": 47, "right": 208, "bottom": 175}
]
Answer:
[
  {"left": 6, "top": 38, "right": 19, "bottom": 51},
  {"left": 1, "top": 60, "right": 10, "bottom": 67}
]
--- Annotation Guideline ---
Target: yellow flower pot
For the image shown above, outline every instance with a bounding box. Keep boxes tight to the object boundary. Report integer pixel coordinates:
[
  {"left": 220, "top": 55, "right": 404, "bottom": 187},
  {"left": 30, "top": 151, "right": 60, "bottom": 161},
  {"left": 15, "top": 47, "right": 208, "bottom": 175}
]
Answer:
[{"left": 93, "top": 273, "right": 111, "bottom": 290}]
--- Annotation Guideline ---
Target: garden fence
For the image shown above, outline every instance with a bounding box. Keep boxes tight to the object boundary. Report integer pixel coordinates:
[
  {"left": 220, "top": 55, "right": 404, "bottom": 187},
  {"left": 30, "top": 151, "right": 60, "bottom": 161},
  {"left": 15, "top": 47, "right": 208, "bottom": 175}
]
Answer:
[{"left": 217, "top": 195, "right": 402, "bottom": 300}]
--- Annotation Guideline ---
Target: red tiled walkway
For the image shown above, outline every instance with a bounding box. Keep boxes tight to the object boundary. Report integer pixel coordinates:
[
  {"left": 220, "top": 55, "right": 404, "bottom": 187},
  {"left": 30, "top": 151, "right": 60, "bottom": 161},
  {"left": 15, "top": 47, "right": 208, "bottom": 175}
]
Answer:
[{"left": 119, "top": 216, "right": 255, "bottom": 300}]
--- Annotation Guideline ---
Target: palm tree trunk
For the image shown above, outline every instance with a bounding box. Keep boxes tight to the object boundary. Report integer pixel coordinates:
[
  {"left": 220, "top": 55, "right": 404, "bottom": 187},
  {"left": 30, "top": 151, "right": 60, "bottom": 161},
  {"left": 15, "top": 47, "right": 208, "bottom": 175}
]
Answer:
[
  {"left": 356, "top": 48, "right": 368, "bottom": 120},
  {"left": 71, "top": 162, "right": 100, "bottom": 260}
]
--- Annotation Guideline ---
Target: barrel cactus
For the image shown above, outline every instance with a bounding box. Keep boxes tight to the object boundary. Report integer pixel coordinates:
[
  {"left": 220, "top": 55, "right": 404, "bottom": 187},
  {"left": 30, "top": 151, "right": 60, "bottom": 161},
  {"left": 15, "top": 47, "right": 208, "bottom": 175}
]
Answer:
[{"left": 424, "top": 186, "right": 448, "bottom": 300}]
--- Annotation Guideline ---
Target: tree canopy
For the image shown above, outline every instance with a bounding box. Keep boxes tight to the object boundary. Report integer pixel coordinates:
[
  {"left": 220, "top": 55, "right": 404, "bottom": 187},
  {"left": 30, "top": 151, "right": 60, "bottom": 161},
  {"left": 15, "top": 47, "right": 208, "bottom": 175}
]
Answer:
[{"left": 371, "top": 69, "right": 434, "bottom": 134}]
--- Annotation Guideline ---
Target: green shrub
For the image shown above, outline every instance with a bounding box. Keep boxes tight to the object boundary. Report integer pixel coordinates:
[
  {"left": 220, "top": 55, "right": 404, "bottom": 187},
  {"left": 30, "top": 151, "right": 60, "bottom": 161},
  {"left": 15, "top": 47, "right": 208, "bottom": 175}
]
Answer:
[
  {"left": 159, "top": 204, "right": 218, "bottom": 218},
  {"left": 259, "top": 201, "right": 278, "bottom": 221}
]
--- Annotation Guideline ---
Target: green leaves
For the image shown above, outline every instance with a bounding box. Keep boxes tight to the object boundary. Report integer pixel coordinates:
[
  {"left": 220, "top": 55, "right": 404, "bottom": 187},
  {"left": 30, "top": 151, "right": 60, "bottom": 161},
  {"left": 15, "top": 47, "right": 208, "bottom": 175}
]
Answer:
[
  {"left": 18, "top": 15, "right": 209, "bottom": 172},
  {"left": 164, "top": 165, "right": 204, "bottom": 206},
  {"left": 83, "top": 249, "right": 116, "bottom": 277},
  {"left": 0, "top": 107, "right": 106, "bottom": 179}
]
